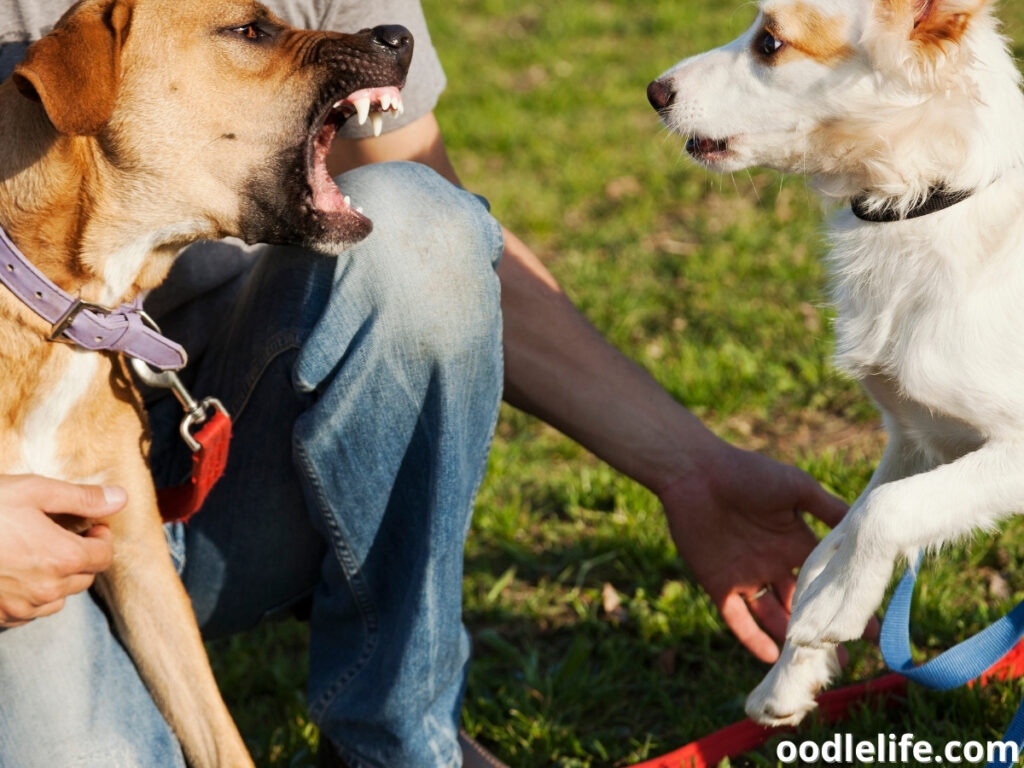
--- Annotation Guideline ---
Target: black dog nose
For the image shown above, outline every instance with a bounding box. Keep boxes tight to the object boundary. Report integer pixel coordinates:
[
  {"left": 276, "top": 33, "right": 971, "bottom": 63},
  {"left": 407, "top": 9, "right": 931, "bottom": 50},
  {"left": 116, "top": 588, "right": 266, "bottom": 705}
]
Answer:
[
  {"left": 647, "top": 79, "right": 675, "bottom": 111},
  {"left": 372, "top": 25, "right": 414, "bottom": 70}
]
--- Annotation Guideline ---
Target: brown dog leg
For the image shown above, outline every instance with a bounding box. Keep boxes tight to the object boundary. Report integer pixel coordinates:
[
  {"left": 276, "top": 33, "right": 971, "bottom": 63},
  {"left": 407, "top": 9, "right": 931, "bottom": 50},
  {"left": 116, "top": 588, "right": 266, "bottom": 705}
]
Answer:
[{"left": 94, "top": 473, "right": 253, "bottom": 768}]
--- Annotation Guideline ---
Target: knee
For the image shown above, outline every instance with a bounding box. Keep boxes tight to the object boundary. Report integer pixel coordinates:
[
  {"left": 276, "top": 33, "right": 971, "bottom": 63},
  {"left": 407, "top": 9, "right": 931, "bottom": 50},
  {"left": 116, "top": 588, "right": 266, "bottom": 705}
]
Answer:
[
  {"left": 339, "top": 161, "right": 502, "bottom": 263},
  {"left": 330, "top": 162, "right": 504, "bottom": 360}
]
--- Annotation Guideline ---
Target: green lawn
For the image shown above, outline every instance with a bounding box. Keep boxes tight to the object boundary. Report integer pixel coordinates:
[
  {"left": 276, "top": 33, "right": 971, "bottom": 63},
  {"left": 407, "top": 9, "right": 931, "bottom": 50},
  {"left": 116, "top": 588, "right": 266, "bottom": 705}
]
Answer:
[{"left": 210, "top": 2, "right": 1024, "bottom": 765}]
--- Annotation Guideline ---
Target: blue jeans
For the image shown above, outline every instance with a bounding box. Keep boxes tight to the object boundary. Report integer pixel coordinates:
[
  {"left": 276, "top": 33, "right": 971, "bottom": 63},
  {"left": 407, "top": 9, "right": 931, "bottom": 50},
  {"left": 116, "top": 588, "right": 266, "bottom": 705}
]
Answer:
[{"left": 0, "top": 162, "right": 504, "bottom": 768}]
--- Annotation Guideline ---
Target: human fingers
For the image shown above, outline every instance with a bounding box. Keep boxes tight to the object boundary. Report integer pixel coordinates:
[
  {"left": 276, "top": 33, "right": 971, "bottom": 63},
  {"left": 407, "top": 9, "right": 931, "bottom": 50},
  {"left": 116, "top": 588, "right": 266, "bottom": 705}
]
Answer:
[
  {"left": 0, "top": 553, "right": 105, "bottom": 627},
  {"left": 0, "top": 595, "right": 67, "bottom": 627},
  {"left": 720, "top": 591, "right": 780, "bottom": 663},
  {"left": 744, "top": 586, "right": 790, "bottom": 645},
  {"left": 57, "top": 572, "right": 99, "bottom": 598},
  {"left": 71, "top": 526, "right": 115, "bottom": 574},
  {"left": 795, "top": 473, "right": 848, "bottom": 529}
]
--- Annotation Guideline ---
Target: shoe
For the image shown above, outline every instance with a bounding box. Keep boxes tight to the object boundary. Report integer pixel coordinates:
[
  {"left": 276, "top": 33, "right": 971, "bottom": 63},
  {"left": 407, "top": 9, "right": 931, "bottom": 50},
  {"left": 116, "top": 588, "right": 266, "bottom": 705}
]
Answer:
[
  {"left": 459, "top": 730, "right": 510, "bottom": 768},
  {"left": 317, "top": 731, "right": 509, "bottom": 767},
  {"left": 316, "top": 741, "right": 349, "bottom": 768}
]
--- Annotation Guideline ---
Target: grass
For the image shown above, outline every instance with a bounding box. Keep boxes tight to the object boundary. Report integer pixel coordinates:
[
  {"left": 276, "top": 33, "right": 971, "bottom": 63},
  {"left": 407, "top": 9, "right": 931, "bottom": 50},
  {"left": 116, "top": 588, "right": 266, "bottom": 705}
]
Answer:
[{"left": 209, "top": 1, "right": 1024, "bottom": 765}]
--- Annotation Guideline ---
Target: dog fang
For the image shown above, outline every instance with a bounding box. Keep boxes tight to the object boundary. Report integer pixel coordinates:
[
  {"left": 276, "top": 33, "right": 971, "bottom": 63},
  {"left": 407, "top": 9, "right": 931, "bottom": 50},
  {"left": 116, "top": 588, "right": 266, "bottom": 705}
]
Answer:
[{"left": 354, "top": 96, "right": 370, "bottom": 124}]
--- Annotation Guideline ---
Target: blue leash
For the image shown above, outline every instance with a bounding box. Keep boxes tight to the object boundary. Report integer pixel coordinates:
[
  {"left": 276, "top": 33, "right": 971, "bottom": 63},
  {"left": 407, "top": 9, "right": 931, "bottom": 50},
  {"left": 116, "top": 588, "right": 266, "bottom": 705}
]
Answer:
[{"left": 880, "top": 559, "right": 1024, "bottom": 767}]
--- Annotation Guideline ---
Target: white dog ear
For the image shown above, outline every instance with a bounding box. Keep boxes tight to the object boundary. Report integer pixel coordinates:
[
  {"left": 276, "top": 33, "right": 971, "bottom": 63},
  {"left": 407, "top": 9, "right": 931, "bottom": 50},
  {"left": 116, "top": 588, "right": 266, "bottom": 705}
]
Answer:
[
  {"left": 867, "top": 0, "right": 989, "bottom": 87},
  {"left": 12, "top": 0, "right": 133, "bottom": 136}
]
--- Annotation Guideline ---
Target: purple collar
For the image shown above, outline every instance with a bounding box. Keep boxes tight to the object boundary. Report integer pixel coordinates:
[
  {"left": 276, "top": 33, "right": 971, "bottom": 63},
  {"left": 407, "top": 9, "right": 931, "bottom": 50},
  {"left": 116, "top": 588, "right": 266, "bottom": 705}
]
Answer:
[{"left": 0, "top": 224, "right": 187, "bottom": 370}]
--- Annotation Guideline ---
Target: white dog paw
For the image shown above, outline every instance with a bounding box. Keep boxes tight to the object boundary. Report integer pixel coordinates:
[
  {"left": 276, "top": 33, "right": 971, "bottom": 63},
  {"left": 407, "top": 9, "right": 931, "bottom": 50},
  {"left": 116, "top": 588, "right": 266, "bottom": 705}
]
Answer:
[
  {"left": 787, "top": 547, "right": 890, "bottom": 646},
  {"left": 791, "top": 527, "right": 844, "bottom": 611},
  {"left": 745, "top": 644, "right": 839, "bottom": 727},
  {"left": 786, "top": 520, "right": 892, "bottom": 647}
]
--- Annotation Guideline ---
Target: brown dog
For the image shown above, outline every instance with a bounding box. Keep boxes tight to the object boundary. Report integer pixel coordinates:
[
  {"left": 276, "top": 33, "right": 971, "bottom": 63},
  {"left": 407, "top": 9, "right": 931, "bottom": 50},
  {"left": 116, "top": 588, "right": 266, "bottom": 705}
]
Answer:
[{"left": 0, "top": 1, "right": 411, "bottom": 765}]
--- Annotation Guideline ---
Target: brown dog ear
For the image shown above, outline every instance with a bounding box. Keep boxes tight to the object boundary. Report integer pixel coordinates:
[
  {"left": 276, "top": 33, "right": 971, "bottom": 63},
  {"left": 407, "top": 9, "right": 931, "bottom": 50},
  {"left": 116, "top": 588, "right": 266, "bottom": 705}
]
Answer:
[
  {"left": 874, "top": 0, "right": 985, "bottom": 36},
  {"left": 869, "top": 0, "right": 988, "bottom": 84},
  {"left": 11, "top": 0, "right": 133, "bottom": 136},
  {"left": 909, "top": 0, "right": 983, "bottom": 48}
]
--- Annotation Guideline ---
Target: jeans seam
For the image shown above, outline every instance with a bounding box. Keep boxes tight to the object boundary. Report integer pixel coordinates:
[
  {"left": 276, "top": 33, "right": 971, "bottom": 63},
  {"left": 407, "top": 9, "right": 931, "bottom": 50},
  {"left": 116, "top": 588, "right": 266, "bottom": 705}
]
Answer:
[
  {"left": 228, "top": 331, "right": 304, "bottom": 419},
  {"left": 292, "top": 434, "right": 380, "bottom": 722},
  {"left": 467, "top": 225, "right": 505, "bottom": 528}
]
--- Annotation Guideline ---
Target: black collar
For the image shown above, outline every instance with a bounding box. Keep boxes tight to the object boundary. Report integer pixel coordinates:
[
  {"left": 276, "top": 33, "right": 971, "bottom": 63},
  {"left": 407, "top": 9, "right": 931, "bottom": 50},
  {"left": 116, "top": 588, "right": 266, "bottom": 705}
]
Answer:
[{"left": 850, "top": 186, "right": 973, "bottom": 223}]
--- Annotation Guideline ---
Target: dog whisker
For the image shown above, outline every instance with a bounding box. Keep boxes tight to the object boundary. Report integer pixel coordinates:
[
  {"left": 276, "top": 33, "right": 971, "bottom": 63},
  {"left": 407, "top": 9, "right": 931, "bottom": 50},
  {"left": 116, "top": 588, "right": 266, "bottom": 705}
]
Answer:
[{"left": 744, "top": 169, "right": 762, "bottom": 204}]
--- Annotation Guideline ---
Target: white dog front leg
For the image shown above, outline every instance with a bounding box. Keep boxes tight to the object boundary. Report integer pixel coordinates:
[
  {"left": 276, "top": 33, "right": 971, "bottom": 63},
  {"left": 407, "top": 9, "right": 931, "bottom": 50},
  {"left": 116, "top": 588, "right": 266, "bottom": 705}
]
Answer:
[
  {"left": 748, "top": 440, "right": 1022, "bottom": 726},
  {"left": 789, "top": 440, "right": 1024, "bottom": 648}
]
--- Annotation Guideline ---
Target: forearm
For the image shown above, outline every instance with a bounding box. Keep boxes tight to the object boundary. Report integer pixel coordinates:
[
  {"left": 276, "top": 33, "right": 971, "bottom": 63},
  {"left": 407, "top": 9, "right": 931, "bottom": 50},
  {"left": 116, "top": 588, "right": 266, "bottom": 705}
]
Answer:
[
  {"left": 326, "top": 112, "right": 849, "bottom": 662},
  {"left": 499, "top": 229, "right": 726, "bottom": 494},
  {"left": 328, "top": 115, "right": 728, "bottom": 493}
]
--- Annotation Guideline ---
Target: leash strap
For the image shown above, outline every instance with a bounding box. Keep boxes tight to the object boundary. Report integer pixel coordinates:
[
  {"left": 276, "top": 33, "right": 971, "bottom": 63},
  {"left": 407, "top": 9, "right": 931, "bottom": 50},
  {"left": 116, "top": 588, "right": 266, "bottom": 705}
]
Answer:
[
  {"left": 156, "top": 407, "right": 232, "bottom": 523},
  {"left": 881, "top": 559, "right": 1024, "bottom": 768},
  {"left": 626, "top": 673, "right": 910, "bottom": 768},
  {"left": 623, "top": 567, "right": 1024, "bottom": 768},
  {"left": 130, "top": 360, "right": 232, "bottom": 524}
]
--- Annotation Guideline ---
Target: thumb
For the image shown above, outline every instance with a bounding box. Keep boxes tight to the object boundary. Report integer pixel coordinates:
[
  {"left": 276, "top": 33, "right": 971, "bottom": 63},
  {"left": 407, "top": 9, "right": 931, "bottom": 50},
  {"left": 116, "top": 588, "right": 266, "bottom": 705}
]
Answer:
[
  {"left": 17, "top": 477, "right": 128, "bottom": 517},
  {"left": 795, "top": 472, "right": 848, "bottom": 529}
]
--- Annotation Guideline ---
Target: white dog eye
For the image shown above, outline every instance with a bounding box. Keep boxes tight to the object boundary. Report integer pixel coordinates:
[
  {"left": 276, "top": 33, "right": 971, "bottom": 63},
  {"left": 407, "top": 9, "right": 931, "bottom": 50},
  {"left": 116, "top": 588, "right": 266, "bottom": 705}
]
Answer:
[{"left": 758, "top": 30, "right": 784, "bottom": 57}]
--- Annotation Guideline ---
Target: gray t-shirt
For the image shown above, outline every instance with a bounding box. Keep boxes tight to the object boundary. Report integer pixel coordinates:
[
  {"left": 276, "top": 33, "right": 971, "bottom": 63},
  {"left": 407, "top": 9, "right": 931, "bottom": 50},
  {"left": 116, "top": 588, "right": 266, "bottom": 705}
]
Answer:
[
  {"left": 0, "top": 0, "right": 446, "bottom": 139},
  {"left": 0, "top": 0, "right": 447, "bottom": 315}
]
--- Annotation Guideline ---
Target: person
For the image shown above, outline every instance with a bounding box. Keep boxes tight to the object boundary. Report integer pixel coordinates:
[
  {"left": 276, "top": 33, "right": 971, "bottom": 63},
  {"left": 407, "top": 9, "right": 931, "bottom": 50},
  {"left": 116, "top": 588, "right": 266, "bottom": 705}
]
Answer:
[{"left": 0, "top": 1, "right": 848, "bottom": 766}]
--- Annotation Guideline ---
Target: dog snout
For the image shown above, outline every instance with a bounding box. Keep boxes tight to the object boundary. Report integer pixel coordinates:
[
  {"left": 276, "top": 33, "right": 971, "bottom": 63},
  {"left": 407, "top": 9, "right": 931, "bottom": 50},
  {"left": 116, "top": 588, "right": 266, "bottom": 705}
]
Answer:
[
  {"left": 647, "top": 79, "right": 675, "bottom": 111},
  {"left": 371, "top": 25, "right": 414, "bottom": 71}
]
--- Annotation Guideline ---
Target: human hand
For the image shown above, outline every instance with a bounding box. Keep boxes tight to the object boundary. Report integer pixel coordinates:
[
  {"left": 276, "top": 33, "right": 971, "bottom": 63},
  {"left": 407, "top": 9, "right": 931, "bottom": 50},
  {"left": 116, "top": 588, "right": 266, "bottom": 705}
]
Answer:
[
  {"left": 658, "top": 444, "right": 848, "bottom": 663},
  {"left": 0, "top": 475, "right": 125, "bottom": 627}
]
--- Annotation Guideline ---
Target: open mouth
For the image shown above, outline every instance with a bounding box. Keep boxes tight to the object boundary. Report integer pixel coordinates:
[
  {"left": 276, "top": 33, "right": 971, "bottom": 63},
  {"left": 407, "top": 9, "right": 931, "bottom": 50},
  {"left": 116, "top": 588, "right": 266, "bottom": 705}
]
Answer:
[
  {"left": 306, "top": 85, "right": 405, "bottom": 222},
  {"left": 686, "top": 135, "right": 731, "bottom": 163}
]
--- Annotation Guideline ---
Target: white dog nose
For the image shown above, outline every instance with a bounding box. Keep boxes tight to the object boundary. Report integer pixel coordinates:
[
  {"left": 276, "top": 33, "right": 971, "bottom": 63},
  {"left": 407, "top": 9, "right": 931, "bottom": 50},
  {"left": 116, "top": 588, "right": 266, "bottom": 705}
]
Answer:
[{"left": 647, "top": 79, "right": 675, "bottom": 110}]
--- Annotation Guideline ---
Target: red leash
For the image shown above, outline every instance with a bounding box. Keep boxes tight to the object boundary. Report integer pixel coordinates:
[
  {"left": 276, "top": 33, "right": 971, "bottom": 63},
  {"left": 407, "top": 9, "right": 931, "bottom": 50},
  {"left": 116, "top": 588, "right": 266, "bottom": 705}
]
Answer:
[
  {"left": 156, "top": 406, "right": 232, "bottom": 523},
  {"left": 130, "top": 357, "right": 232, "bottom": 524},
  {"left": 627, "top": 640, "right": 1024, "bottom": 768}
]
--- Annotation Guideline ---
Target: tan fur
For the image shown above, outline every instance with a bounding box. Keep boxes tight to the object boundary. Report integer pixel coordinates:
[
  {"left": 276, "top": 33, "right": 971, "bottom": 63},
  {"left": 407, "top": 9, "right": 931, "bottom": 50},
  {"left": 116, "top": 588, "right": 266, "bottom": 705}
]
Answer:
[
  {"left": 760, "top": 3, "right": 855, "bottom": 66},
  {"left": 871, "top": 0, "right": 990, "bottom": 75},
  {"left": 0, "top": 1, "right": 409, "bottom": 765}
]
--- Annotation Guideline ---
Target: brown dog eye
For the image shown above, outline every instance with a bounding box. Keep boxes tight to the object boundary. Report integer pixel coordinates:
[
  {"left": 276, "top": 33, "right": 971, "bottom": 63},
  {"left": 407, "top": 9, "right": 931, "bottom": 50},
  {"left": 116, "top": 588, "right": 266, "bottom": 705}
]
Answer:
[{"left": 231, "top": 23, "right": 265, "bottom": 41}]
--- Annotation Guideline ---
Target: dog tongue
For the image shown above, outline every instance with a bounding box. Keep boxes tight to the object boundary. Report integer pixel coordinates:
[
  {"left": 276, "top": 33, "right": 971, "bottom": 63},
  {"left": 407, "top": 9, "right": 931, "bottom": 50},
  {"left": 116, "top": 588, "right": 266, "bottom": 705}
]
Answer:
[{"left": 311, "top": 121, "right": 349, "bottom": 213}]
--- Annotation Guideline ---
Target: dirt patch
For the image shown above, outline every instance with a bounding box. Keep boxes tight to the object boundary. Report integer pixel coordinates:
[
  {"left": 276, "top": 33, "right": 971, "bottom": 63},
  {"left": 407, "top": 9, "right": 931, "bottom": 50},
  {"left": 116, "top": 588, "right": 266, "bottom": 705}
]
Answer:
[{"left": 721, "top": 410, "right": 886, "bottom": 463}]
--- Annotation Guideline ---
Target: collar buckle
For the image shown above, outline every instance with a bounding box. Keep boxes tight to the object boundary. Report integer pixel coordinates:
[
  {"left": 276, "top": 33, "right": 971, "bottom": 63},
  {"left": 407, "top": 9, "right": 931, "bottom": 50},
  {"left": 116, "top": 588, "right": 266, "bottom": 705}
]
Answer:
[{"left": 48, "top": 297, "right": 112, "bottom": 342}]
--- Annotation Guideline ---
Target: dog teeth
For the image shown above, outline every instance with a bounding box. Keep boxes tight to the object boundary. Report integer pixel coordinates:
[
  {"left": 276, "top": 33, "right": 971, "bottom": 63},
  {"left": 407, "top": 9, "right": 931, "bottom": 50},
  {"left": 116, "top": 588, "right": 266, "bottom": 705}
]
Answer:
[
  {"left": 343, "top": 195, "right": 351, "bottom": 206},
  {"left": 380, "top": 93, "right": 392, "bottom": 112},
  {"left": 332, "top": 99, "right": 343, "bottom": 109},
  {"left": 354, "top": 96, "right": 371, "bottom": 125},
  {"left": 355, "top": 206, "right": 364, "bottom": 214},
  {"left": 371, "top": 112, "right": 383, "bottom": 137}
]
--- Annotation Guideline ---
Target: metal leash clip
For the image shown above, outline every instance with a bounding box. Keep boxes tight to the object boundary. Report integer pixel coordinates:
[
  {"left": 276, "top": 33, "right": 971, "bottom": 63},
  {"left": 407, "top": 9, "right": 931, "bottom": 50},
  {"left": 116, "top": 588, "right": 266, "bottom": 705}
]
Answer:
[{"left": 129, "top": 311, "right": 229, "bottom": 452}]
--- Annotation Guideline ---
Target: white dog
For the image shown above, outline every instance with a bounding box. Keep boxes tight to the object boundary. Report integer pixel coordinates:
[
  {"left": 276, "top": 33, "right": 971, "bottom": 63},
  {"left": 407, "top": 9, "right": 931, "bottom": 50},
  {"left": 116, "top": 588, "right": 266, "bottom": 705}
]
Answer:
[{"left": 648, "top": 0, "right": 1024, "bottom": 727}]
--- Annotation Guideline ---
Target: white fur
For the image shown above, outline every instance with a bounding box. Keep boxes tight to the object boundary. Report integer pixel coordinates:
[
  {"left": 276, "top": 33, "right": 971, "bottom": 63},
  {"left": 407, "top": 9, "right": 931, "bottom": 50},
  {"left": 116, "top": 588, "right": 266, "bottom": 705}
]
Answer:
[
  {"left": 652, "top": 0, "right": 1024, "bottom": 726},
  {"left": 99, "top": 221, "right": 202, "bottom": 305},
  {"left": 14, "top": 349, "right": 98, "bottom": 479}
]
